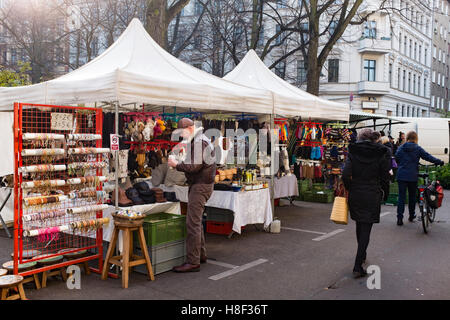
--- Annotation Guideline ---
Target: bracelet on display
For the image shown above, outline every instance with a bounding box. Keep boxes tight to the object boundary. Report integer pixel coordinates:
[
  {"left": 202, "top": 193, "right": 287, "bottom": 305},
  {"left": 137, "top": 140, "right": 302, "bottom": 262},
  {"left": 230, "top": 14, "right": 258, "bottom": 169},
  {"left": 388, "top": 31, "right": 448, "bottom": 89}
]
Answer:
[
  {"left": 68, "top": 148, "right": 110, "bottom": 155},
  {"left": 23, "top": 195, "right": 68, "bottom": 206},
  {"left": 21, "top": 149, "right": 65, "bottom": 157},
  {"left": 23, "top": 209, "right": 66, "bottom": 222},
  {"left": 19, "top": 164, "right": 66, "bottom": 173},
  {"left": 22, "top": 133, "right": 65, "bottom": 140},
  {"left": 21, "top": 179, "right": 66, "bottom": 189},
  {"left": 67, "top": 134, "right": 102, "bottom": 141},
  {"left": 66, "top": 204, "right": 109, "bottom": 215}
]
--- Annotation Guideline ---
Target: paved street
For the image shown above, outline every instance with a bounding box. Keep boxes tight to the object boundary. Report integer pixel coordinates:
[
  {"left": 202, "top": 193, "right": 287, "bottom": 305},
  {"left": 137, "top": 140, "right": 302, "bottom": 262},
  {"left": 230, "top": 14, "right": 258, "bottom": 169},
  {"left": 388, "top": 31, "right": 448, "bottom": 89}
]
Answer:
[{"left": 1, "top": 190, "right": 450, "bottom": 300}]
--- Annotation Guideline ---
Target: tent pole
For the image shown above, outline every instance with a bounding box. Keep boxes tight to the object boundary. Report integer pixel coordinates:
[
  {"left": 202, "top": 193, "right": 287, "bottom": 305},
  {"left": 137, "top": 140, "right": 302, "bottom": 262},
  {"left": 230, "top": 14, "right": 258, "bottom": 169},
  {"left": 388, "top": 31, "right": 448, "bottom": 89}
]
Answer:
[
  {"left": 115, "top": 101, "right": 119, "bottom": 211},
  {"left": 270, "top": 113, "right": 275, "bottom": 218}
]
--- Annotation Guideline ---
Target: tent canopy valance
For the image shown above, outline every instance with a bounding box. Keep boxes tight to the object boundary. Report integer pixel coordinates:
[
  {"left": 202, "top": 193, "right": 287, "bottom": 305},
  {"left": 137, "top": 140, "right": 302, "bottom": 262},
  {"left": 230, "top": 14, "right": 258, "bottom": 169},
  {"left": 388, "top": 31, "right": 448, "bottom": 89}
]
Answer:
[
  {"left": 0, "top": 19, "right": 274, "bottom": 115},
  {"left": 224, "top": 50, "right": 349, "bottom": 121}
]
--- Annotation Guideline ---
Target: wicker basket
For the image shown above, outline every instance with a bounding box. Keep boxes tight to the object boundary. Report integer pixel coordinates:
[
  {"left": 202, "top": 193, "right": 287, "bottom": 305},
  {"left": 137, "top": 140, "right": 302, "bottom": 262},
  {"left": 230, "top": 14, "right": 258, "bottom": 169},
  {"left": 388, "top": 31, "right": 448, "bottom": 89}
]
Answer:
[{"left": 112, "top": 212, "right": 145, "bottom": 227}]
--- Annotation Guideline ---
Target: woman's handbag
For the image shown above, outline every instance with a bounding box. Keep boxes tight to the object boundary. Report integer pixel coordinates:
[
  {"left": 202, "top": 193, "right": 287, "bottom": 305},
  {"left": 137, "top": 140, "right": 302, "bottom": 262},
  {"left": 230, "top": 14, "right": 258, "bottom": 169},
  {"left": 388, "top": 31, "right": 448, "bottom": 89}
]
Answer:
[
  {"left": 330, "top": 183, "right": 348, "bottom": 225},
  {"left": 330, "top": 196, "right": 349, "bottom": 225}
]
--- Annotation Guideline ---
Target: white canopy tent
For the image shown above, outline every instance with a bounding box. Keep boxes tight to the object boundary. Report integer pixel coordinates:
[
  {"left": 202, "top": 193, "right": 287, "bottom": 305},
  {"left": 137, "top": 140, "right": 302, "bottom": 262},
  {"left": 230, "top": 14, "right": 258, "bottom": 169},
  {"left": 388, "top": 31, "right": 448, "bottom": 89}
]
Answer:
[
  {"left": 0, "top": 19, "right": 274, "bottom": 114},
  {"left": 224, "top": 50, "right": 349, "bottom": 121}
]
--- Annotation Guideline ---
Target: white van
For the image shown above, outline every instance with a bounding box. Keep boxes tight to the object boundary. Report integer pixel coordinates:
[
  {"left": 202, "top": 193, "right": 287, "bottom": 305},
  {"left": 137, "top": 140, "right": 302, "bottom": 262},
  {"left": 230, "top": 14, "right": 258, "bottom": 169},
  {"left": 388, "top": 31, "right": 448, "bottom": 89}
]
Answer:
[{"left": 389, "top": 117, "right": 450, "bottom": 163}]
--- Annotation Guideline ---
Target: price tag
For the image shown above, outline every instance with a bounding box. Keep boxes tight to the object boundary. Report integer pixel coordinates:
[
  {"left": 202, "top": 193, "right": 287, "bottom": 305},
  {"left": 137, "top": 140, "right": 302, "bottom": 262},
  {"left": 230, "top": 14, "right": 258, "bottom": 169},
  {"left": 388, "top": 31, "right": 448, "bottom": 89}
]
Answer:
[
  {"left": 51, "top": 113, "right": 73, "bottom": 131},
  {"left": 110, "top": 134, "right": 119, "bottom": 151}
]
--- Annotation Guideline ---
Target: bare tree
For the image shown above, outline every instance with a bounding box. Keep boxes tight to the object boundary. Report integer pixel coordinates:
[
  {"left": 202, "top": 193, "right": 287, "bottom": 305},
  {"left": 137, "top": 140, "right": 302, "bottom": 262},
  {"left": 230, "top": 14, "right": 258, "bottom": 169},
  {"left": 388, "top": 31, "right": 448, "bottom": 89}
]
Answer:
[
  {"left": 0, "top": 0, "right": 72, "bottom": 83},
  {"left": 145, "top": 0, "right": 192, "bottom": 49}
]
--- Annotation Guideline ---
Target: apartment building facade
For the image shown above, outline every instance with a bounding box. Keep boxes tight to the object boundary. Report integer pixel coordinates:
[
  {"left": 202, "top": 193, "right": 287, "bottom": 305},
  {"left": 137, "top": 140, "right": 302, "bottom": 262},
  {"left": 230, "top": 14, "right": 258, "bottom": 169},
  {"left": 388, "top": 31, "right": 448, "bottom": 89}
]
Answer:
[{"left": 429, "top": 0, "right": 450, "bottom": 114}]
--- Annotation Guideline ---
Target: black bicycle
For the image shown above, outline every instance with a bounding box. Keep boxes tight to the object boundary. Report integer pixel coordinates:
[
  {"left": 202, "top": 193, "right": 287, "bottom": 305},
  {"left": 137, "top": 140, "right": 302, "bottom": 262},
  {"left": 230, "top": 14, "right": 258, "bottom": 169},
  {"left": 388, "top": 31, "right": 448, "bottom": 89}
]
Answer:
[{"left": 417, "top": 164, "right": 438, "bottom": 234}]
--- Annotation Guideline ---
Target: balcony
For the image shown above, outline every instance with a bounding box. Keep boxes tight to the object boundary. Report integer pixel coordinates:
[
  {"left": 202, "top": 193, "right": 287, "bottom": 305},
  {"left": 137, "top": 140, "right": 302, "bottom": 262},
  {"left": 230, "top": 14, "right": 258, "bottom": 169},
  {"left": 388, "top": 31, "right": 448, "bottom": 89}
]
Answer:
[
  {"left": 358, "top": 37, "right": 391, "bottom": 54},
  {"left": 358, "top": 81, "right": 390, "bottom": 95}
]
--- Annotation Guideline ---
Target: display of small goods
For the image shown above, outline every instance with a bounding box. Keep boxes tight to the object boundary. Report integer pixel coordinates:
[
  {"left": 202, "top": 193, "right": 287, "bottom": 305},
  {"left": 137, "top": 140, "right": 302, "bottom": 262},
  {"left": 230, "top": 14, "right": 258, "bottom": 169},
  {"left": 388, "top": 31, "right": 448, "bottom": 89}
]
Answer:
[
  {"left": 14, "top": 103, "right": 110, "bottom": 268},
  {"left": 322, "top": 122, "right": 350, "bottom": 190},
  {"left": 115, "top": 209, "right": 144, "bottom": 219},
  {"left": 214, "top": 167, "right": 268, "bottom": 192}
]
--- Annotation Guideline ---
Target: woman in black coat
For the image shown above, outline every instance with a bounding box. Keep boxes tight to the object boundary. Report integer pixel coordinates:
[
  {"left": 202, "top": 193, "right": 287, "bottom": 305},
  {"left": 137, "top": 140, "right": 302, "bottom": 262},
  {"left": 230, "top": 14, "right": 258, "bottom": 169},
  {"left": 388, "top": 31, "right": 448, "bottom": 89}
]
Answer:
[{"left": 342, "top": 129, "right": 391, "bottom": 278}]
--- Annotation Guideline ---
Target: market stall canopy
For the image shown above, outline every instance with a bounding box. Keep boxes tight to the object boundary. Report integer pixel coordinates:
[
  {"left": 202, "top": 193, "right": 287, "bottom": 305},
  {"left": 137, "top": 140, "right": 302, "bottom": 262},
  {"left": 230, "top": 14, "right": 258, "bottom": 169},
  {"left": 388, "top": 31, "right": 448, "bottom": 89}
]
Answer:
[
  {"left": 224, "top": 50, "right": 349, "bottom": 121},
  {"left": 0, "top": 19, "right": 274, "bottom": 114}
]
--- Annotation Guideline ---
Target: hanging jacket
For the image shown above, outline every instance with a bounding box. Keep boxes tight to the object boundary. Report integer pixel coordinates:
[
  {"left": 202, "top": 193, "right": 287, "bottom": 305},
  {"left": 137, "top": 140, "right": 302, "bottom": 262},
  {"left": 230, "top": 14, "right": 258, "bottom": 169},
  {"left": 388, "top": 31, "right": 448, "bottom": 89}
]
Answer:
[
  {"left": 395, "top": 142, "right": 443, "bottom": 182},
  {"left": 342, "top": 141, "right": 391, "bottom": 223}
]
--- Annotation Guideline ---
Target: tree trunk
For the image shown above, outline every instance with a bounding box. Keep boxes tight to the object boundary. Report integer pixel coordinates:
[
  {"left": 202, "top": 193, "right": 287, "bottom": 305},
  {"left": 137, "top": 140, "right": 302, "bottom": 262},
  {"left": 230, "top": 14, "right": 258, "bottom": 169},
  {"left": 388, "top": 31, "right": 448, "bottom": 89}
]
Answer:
[
  {"left": 306, "top": 0, "right": 320, "bottom": 96},
  {"left": 146, "top": 0, "right": 168, "bottom": 49}
]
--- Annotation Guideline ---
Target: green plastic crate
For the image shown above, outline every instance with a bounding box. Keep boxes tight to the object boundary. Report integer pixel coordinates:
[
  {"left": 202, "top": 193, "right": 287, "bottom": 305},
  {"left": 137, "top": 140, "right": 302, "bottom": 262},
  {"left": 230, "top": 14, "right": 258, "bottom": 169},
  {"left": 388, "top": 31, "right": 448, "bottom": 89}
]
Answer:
[
  {"left": 298, "top": 180, "right": 310, "bottom": 192},
  {"left": 136, "top": 213, "right": 186, "bottom": 247},
  {"left": 312, "top": 191, "right": 335, "bottom": 203},
  {"left": 134, "top": 239, "right": 186, "bottom": 275},
  {"left": 312, "top": 183, "right": 326, "bottom": 192},
  {"left": 302, "top": 191, "right": 315, "bottom": 202},
  {"left": 205, "top": 207, "right": 234, "bottom": 223},
  {"left": 385, "top": 192, "right": 409, "bottom": 206},
  {"left": 389, "top": 182, "right": 399, "bottom": 193}
]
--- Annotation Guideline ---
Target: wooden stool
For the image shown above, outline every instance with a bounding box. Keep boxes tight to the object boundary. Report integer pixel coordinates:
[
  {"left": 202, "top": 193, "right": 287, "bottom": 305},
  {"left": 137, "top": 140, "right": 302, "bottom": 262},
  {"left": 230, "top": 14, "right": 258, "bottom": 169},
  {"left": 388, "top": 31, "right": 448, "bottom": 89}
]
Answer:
[
  {"left": 2, "top": 260, "right": 41, "bottom": 290},
  {"left": 35, "top": 255, "right": 66, "bottom": 288},
  {"left": 10, "top": 250, "right": 42, "bottom": 260},
  {"left": 0, "top": 275, "right": 26, "bottom": 300},
  {"left": 0, "top": 269, "right": 7, "bottom": 277},
  {"left": 101, "top": 215, "right": 154, "bottom": 288},
  {"left": 58, "top": 249, "right": 90, "bottom": 275}
]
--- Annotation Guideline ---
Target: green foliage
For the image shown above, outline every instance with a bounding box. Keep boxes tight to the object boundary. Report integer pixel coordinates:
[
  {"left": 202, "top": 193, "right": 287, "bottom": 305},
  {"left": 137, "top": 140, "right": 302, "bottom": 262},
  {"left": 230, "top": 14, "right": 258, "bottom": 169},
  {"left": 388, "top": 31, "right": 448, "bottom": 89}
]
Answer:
[
  {"left": 436, "top": 164, "right": 450, "bottom": 189},
  {"left": 0, "top": 61, "right": 31, "bottom": 87}
]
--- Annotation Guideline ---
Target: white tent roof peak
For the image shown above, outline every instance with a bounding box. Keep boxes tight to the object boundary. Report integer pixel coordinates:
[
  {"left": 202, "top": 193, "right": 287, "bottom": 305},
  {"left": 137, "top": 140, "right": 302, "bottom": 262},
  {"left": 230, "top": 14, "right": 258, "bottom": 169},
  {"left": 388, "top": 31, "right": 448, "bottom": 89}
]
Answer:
[
  {"left": 0, "top": 19, "right": 274, "bottom": 113},
  {"left": 224, "top": 49, "right": 349, "bottom": 121}
]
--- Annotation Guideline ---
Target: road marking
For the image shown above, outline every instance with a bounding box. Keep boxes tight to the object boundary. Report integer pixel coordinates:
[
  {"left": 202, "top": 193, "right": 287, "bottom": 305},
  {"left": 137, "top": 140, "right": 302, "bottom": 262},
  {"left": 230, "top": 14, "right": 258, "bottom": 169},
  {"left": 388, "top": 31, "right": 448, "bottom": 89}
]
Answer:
[
  {"left": 208, "top": 259, "right": 268, "bottom": 281},
  {"left": 312, "top": 229, "right": 345, "bottom": 241},
  {"left": 207, "top": 260, "right": 238, "bottom": 269},
  {"left": 380, "top": 211, "right": 391, "bottom": 217},
  {"left": 281, "top": 227, "right": 326, "bottom": 235}
]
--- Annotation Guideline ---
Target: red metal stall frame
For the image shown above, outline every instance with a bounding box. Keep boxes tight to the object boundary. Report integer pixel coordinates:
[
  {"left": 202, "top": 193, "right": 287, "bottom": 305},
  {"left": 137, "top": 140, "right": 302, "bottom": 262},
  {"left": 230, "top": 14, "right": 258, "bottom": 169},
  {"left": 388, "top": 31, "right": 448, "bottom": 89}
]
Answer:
[{"left": 13, "top": 102, "right": 108, "bottom": 277}]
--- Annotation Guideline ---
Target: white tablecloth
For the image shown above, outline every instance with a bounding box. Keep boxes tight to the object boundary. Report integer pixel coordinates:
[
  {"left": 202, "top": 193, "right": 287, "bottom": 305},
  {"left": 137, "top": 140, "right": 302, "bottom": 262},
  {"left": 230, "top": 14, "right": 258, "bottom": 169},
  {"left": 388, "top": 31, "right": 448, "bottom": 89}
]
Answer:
[
  {"left": 173, "top": 186, "right": 272, "bottom": 234},
  {"left": 102, "top": 202, "right": 181, "bottom": 250},
  {"left": 273, "top": 174, "right": 299, "bottom": 199}
]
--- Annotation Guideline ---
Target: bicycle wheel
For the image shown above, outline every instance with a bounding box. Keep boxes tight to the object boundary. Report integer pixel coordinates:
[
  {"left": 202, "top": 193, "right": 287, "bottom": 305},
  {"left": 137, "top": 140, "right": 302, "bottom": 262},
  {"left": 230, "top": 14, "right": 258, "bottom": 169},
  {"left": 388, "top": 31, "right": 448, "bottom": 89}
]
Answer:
[
  {"left": 420, "top": 204, "right": 429, "bottom": 234},
  {"left": 429, "top": 206, "right": 436, "bottom": 223}
]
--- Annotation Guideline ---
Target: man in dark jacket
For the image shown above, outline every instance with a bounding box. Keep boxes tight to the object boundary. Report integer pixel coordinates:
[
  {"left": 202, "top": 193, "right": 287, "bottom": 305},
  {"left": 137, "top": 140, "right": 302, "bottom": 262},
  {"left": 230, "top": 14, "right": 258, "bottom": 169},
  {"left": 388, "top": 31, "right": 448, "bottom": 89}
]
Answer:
[
  {"left": 168, "top": 118, "right": 216, "bottom": 272},
  {"left": 395, "top": 131, "right": 444, "bottom": 225},
  {"left": 343, "top": 129, "right": 391, "bottom": 278}
]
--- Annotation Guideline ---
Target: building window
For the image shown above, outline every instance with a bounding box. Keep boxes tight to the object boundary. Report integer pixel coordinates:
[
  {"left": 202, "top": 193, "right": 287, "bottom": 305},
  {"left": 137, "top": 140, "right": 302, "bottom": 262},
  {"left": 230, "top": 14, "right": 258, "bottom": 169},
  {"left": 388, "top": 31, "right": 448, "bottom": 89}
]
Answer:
[
  {"left": 275, "top": 61, "right": 286, "bottom": 79},
  {"left": 404, "top": 36, "right": 407, "bottom": 54},
  {"left": 276, "top": 25, "right": 282, "bottom": 45},
  {"left": 397, "top": 67, "right": 401, "bottom": 89},
  {"left": 300, "top": 23, "right": 309, "bottom": 42},
  {"left": 329, "top": 20, "right": 338, "bottom": 36},
  {"left": 408, "top": 72, "right": 411, "bottom": 92},
  {"left": 433, "top": 45, "right": 437, "bottom": 59},
  {"left": 363, "top": 59, "right": 376, "bottom": 81},
  {"left": 195, "top": 0, "right": 203, "bottom": 15},
  {"left": 328, "top": 59, "right": 339, "bottom": 82},
  {"left": 413, "top": 74, "right": 416, "bottom": 94},
  {"left": 414, "top": 42, "right": 417, "bottom": 60},
  {"left": 10, "top": 49, "right": 16, "bottom": 65},
  {"left": 297, "top": 60, "right": 307, "bottom": 83},
  {"left": 403, "top": 70, "right": 406, "bottom": 91},
  {"left": 432, "top": 71, "right": 436, "bottom": 83},
  {"left": 419, "top": 45, "right": 422, "bottom": 63},
  {"left": 398, "top": 32, "right": 402, "bottom": 51},
  {"left": 363, "top": 21, "right": 376, "bottom": 39},
  {"left": 424, "top": 77, "right": 427, "bottom": 96},
  {"left": 424, "top": 48, "right": 428, "bottom": 64},
  {"left": 276, "top": 0, "right": 286, "bottom": 9},
  {"left": 396, "top": 104, "right": 400, "bottom": 116},
  {"left": 389, "top": 63, "right": 392, "bottom": 87},
  {"left": 409, "top": 39, "right": 412, "bottom": 58},
  {"left": 418, "top": 75, "right": 421, "bottom": 96},
  {"left": 257, "top": 26, "right": 264, "bottom": 47}
]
